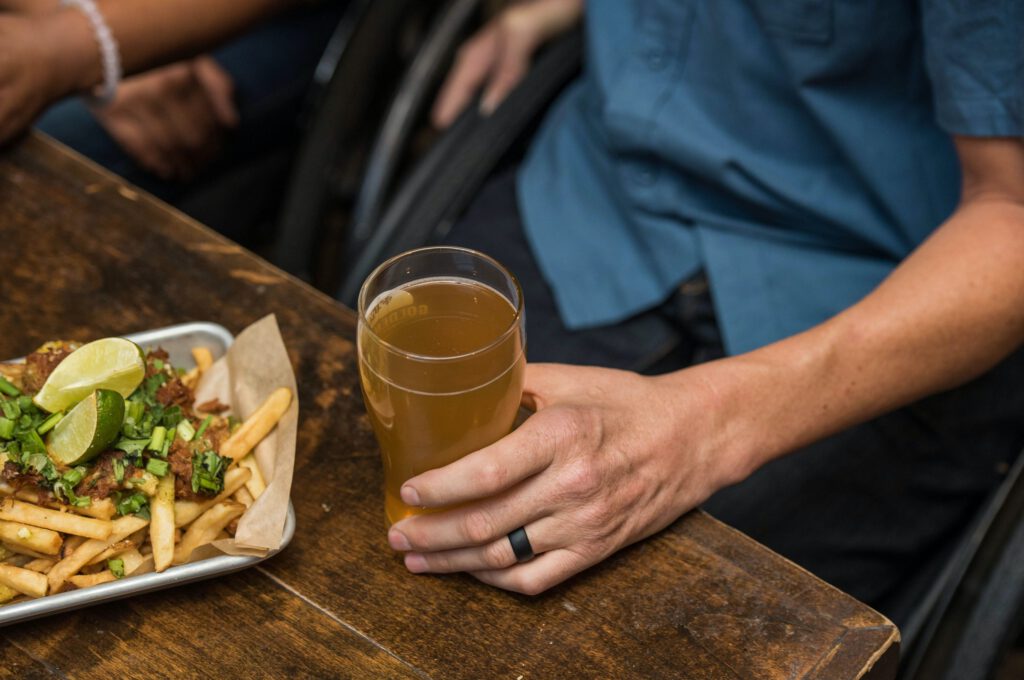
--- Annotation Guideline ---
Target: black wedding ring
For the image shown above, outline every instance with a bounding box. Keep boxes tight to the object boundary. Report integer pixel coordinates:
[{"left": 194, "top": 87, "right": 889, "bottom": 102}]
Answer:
[{"left": 507, "top": 526, "right": 534, "bottom": 562}]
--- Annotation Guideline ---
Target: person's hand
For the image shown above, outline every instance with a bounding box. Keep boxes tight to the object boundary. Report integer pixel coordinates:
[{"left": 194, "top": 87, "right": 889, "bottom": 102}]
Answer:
[
  {"left": 431, "top": 0, "right": 583, "bottom": 128},
  {"left": 386, "top": 362, "right": 754, "bottom": 595},
  {"left": 0, "top": 13, "right": 67, "bottom": 144},
  {"left": 92, "top": 56, "right": 238, "bottom": 181}
]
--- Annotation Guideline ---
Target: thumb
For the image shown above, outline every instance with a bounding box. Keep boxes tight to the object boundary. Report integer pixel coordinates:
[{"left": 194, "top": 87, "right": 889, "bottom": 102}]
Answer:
[
  {"left": 193, "top": 56, "right": 239, "bottom": 128},
  {"left": 521, "top": 362, "right": 574, "bottom": 411}
]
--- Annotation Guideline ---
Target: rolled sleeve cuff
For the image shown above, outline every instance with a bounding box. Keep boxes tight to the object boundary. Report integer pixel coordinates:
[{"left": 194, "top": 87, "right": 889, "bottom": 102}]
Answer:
[{"left": 935, "top": 96, "right": 1023, "bottom": 137}]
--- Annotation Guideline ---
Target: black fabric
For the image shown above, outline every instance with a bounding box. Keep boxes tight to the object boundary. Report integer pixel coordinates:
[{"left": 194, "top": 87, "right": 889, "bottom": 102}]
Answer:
[{"left": 443, "top": 168, "right": 1024, "bottom": 630}]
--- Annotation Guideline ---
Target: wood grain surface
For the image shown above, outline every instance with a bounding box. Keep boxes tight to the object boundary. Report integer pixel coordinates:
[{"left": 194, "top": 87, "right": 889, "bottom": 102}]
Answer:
[{"left": 0, "top": 133, "right": 899, "bottom": 679}]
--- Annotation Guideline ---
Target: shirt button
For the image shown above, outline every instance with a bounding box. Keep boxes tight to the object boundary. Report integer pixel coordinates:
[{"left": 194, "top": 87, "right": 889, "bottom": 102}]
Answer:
[{"left": 644, "top": 48, "right": 667, "bottom": 71}]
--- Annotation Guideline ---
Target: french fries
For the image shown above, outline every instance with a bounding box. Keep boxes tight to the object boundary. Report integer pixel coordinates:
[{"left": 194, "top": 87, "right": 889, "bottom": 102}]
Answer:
[
  {"left": 0, "top": 520, "right": 62, "bottom": 555},
  {"left": 173, "top": 502, "right": 245, "bottom": 566},
  {"left": 47, "top": 516, "right": 149, "bottom": 594},
  {"left": 10, "top": 488, "right": 115, "bottom": 520},
  {"left": 236, "top": 454, "right": 266, "bottom": 500},
  {"left": 220, "top": 387, "right": 291, "bottom": 461},
  {"left": 0, "top": 499, "right": 112, "bottom": 540},
  {"left": 0, "top": 564, "right": 48, "bottom": 598},
  {"left": 174, "top": 467, "right": 250, "bottom": 528},
  {"left": 0, "top": 339, "right": 293, "bottom": 603},
  {"left": 191, "top": 347, "right": 214, "bottom": 375},
  {"left": 69, "top": 571, "right": 117, "bottom": 588},
  {"left": 23, "top": 558, "right": 55, "bottom": 573},
  {"left": 151, "top": 473, "right": 175, "bottom": 572}
]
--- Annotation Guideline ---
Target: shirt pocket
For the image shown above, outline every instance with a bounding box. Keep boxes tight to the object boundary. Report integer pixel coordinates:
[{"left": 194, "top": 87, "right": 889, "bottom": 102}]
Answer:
[{"left": 749, "top": 0, "right": 834, "bottom": 44}]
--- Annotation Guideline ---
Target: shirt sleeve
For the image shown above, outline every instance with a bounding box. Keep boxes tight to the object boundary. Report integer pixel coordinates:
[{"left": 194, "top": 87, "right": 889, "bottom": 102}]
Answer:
[{"left": 921, "top": 0, "right": 1023, "bottom": 137}]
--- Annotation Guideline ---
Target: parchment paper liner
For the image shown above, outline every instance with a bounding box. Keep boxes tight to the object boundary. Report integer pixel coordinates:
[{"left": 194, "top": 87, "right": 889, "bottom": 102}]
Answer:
[{"left": 190, "top": 314, "right": 298, "bottom": 557}]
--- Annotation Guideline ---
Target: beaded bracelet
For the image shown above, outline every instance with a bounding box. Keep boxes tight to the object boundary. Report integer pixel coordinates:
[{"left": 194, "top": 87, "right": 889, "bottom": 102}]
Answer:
[{"left": 61, "top": 0, "right": 122, "bottom": 105}]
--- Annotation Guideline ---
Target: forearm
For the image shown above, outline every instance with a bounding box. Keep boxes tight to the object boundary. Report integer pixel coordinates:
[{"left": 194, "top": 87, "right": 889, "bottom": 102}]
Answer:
[
  {"left": 678, "top": 145, "right": 1024, "bottom": 479},
  {"left": 41, "top": 0, "right": 291, "bottom": 97},
  {"left": 0, "top": 0, "right": 58, "bottom": 13}
]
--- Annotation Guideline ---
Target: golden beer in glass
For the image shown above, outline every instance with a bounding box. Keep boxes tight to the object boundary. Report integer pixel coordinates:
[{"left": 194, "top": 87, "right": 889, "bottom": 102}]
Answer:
[{"left": 357, "top": 247, "right": 526, "bottom": 525}]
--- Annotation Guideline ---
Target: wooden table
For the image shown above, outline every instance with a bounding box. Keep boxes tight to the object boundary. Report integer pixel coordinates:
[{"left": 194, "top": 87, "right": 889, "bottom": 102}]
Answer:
[{"left": 0, "top": 134, "right": 899, "bottom": 679}]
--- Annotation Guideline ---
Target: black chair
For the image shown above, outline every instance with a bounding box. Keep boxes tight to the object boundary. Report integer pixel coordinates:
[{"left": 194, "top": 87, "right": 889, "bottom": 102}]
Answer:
[
  {"left": 288, "top": 4, "right": 1024, "bottom": 676},
  {"left": 897, "top": 449, "right": 1024, "bottom": 679},
  {"left": 270, "top": 0, "right": 455, "bottom": 286}
]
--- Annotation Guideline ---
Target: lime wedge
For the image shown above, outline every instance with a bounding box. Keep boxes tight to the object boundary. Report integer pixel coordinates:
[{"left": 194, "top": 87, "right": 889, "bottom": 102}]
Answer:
[
  {"left": 47, "top": 389, "right": 125, "bottom": 466},
  {"left": 32, "top": 338, "right": 145, "bottom": 413}
]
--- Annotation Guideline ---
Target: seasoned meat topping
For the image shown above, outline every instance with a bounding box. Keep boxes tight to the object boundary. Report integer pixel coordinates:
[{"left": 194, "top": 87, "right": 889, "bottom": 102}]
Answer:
[
  {"left": 3, "top": 460, "right": 43, "bottom": 488},
  {"left": 75, "top": 451, "right": 127, "bottom": 500},
  {"left": 156, "top": 376, "right": 193, "bottom": 408},
  {"left": 22, "top": 341, "right": 77, "bottom": 393},
  {"left": 168, "top": 440, "right": 201, "bottom": 501},
  {"left": 196, "top": 399, "right": 230, "bottom": 414}
]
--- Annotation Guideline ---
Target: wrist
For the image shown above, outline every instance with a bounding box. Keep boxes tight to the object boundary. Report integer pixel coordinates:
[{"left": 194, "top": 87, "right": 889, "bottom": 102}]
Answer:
[
  {"left": 505, "top": 0, "right": 583, "bottom": 45},
  {"left": 654, "top": 360, "right": 766, "bottom": 491},
  {"left": 39, "top": 7, "right": 105, "bottom": 99}
]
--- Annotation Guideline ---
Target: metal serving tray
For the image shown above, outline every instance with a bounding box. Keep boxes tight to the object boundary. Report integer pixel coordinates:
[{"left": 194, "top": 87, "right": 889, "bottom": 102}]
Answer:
[{"left": 0, "top": 322, "right": 296, "bottom": 626}]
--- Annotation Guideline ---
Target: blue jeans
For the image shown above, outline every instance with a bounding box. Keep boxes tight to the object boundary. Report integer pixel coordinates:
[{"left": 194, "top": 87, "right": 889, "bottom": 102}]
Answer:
[{"left": 443, "top": 168, "right": 1024, "bottom": 628}]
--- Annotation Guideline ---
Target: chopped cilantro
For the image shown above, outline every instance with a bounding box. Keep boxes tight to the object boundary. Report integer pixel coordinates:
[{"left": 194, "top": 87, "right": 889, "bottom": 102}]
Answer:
[
  {"left": 1, "top": 400, "right": 19, "bottom": 420},
  {"left": 191, "top": 450, "right": 228, "bottom": 495},
  {"left": 113, "top": 438, "right": 150, "bottom": 456},
  {"left": 114, "top": 491, "right": 150, "bottom": 518}
]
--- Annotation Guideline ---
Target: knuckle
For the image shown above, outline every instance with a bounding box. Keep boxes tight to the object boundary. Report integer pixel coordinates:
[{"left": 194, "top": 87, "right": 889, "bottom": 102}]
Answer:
[
  {"left": 484, "top": 540, "right": 515, "bottom": 569},
  {"left": 461, "top": 509, "right": 497, "bottom": 544},
  {"left": 478, "top": 461, "right": 509, "bottom": 492},
  {"left": 513, "top": 573, "right": 547, "bottom": 597},
  {"left": 561, "top": 457, "right": 601, "bottom": 498},
  {"left": 576, "top": 502, "right": 613, "bottom": 532}
]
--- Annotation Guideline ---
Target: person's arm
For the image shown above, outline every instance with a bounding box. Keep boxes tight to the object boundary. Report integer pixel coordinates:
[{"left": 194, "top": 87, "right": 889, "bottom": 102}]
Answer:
[
  {"left": 0, "top": 0, "right": 291, "bottom": 143},
  {"left": 0, "top": 0, "right": 58, "bottom": 13},
  {"left": 49, "top": 0, "right": 287, "bottom": 92},
  {"left": 383, "top": 136, "right": 1024, "bottom": 595}
]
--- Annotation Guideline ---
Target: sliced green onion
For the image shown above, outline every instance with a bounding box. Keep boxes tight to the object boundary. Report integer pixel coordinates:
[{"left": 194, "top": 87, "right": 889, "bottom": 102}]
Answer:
[
  {"left": 148, "top": 426, "right": 166, "bottom": 452},
  {"left": 127, "top": 400, "right": 145, "bottom": 425},
  {"left": 177, "top": 419, "right": 195, "bottom": 442},
  {"left": 195, "top": 415, "right": 212, "bottom": 440},
  {"left": 145, "top": 458, "right": 169, "bottom": 477},
  {"left": 61, "top": 467, "right": 86, "bottom": 487},
  {"left": 0, "top": 417, "right": 13, "bottom": 440},
  {"left": 36, "top": 412, "right": 63, "bottom": 435},
  {"left": 108, "top": 558, "right": 125, "bottom": 579},
  {"left": 197, "top": 477, "right": 219, "bottom": 491},
  {"left": 162, "top": 427, "right": 175, "bottom": 456},
  {"left": 0, "top": 376, "right": 20, "bottom": 397}
]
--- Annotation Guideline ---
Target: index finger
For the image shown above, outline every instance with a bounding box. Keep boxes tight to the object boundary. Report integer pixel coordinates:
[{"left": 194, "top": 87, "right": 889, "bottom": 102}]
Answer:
[
  {"left": 431, "top": 29, "right": 498, "bottom": 128},
  {"left": 401, "top": 409, "right": 563, "bottom": 508}
]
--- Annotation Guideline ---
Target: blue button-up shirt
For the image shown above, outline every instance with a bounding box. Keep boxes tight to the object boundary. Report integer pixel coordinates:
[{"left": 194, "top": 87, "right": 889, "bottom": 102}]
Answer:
[{"left": 517, "top": 0, "right": 1023, "bottom": 355}]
